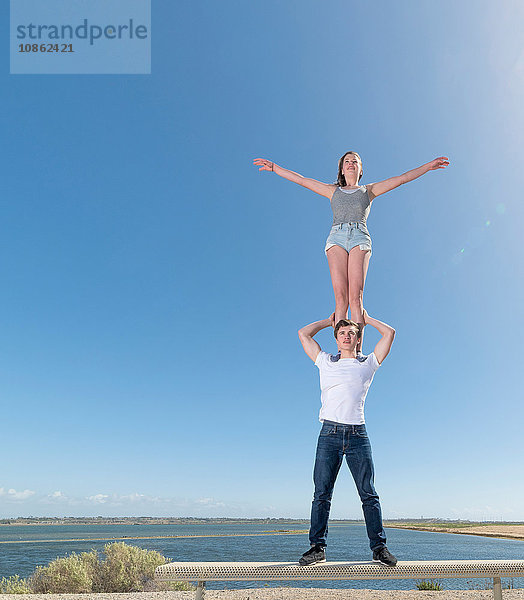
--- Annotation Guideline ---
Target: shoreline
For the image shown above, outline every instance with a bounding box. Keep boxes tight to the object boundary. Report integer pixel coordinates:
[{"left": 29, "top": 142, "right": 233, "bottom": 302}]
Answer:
[
  {"left": 0, "top": 531, "right": 309, "bottom": 545},
  {"left": 388, "top": 525, "right": 524, "bottom": 542},
  {"left": 2, "top": 527, "right": 523, "bottom": 544},
  {"left": 1, "top": 520, "right": 523, "bottom": 543}
]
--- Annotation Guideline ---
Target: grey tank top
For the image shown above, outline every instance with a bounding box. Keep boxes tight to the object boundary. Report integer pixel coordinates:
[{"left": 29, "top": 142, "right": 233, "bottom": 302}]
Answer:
[{"left": 330, "top": 186, "right": 374, "bottom": 227}]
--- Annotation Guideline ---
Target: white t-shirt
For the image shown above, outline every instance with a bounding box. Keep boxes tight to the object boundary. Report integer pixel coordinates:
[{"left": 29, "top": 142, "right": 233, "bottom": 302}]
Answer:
[{"left": 314, "top": 351, "right": 380, "bottom": 425}]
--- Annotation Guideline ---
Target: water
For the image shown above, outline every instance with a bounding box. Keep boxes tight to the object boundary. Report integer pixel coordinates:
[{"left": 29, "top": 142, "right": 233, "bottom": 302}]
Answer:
[{"left": 0, "top": 521, "right": 522, "bottom": 591}]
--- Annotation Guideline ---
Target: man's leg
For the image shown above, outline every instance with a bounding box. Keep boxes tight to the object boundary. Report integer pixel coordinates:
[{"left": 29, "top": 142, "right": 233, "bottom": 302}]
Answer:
[
  {"left": 309, "top": 424, "right": 344, "bottom": 547},
  {"left": 345, "top": 430, "right": 387, "bottom": 551}
]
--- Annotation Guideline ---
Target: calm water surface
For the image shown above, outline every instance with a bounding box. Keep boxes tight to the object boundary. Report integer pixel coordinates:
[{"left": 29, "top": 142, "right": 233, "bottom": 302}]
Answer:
[{"left": 0, "top": 522, "right": 522, "bottom": 591}]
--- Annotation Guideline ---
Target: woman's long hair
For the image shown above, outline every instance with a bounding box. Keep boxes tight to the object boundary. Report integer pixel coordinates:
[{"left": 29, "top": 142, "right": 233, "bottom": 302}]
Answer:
[{"left": 336, "top": 151, "right": 364, "bottom": 186}]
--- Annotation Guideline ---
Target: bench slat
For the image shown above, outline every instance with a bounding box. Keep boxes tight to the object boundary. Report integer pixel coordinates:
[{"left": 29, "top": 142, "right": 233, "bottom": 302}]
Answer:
[{"left": 156, "top": 559, "right": 524, "bottom": 581}]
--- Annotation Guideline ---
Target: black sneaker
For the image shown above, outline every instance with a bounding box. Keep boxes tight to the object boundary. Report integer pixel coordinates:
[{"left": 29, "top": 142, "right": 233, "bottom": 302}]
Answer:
[
  {"left": 299, "top": 544, "right": 326, "bottom": 566},
  {"left": 372, "top": 546, "right": 397, "bottom": 567}
]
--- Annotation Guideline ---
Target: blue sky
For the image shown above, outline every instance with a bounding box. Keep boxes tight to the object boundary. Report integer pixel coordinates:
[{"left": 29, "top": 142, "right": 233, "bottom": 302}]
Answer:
[{"left": 1, "top": 1, "right": 523, "bottom": 521}]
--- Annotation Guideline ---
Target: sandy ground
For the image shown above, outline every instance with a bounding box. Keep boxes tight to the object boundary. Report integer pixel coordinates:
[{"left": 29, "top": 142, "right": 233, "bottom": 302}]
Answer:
[
  {"left": 390, "top": 525, "right": 524, "bottom": 541},
  {"left": 1, "top": 591, "right": 524, "bottom": 600},
  {"left": 445, "top": 526, "right": 524, "bottom": 540}
]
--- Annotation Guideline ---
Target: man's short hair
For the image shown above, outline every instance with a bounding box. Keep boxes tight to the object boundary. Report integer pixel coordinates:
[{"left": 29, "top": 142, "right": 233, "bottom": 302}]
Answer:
[{"left": 334, "top": 319, "right": 362, "bottom": 339}]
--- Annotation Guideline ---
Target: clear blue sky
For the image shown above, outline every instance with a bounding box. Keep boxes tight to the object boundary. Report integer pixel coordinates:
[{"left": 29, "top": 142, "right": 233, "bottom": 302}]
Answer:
[{"left": 1, "top": 1, "right": 523, "bottom": 521}]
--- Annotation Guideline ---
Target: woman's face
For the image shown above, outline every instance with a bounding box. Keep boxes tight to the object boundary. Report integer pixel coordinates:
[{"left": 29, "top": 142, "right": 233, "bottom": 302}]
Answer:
[{"left": 342, "top": 153, "right": 362, "bottom": 183}]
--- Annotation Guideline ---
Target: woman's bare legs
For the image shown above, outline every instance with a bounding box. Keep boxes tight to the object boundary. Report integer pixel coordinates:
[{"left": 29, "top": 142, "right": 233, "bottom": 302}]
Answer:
[
  {"left": 348, "top": 246, "right": 371, "bottom": 352},
  {"left": 326, "top": 245, "right": 350, "bottom": 325},
  {"left": 327, "top": 245, "right": 371, "bottom": 350}
]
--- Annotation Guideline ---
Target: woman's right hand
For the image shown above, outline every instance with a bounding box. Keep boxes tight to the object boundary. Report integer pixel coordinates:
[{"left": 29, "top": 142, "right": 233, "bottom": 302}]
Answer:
[{"left": 253, "top": 158, "right": 275, "bottom": 172}]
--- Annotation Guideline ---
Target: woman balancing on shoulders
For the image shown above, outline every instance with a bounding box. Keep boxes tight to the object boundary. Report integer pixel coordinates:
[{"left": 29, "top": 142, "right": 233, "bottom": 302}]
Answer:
[{"left": 253, "top": 152, "right": 449, "bottom": 352}]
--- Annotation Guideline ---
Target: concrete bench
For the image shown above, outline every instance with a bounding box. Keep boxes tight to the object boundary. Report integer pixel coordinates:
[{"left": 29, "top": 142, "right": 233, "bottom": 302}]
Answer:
[{"left": 155, "top": 559, "right": 524, "bottom": 600}]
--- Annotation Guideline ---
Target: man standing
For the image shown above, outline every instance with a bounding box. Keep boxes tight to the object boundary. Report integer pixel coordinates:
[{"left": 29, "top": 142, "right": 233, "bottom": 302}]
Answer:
[{"left": 297, "top": 310, "right": 397, "bottom": 567}]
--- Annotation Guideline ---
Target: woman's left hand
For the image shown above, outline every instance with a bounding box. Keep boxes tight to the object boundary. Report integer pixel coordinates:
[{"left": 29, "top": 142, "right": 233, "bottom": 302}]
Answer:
[{"left": 428, "top": 156, "right": 449, "bottom": 170}]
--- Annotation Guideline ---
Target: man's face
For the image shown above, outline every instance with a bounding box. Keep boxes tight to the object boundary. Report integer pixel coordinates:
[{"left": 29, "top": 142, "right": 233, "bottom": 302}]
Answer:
[{"left": 336, "top": 325, "right": 360, "bottom": 352}]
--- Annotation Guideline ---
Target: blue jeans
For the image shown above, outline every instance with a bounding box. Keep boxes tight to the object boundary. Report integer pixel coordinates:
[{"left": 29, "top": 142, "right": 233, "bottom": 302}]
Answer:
[{"left": 309, "top": 420, "right": 387, "bottom": 551}]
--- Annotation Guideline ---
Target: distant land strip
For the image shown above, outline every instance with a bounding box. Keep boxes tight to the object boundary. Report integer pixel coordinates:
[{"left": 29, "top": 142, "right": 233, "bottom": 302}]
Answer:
[
  {"left": 0, "top": 530, "right": 309, "bottom": 545},
  {"left": 388, "top": 524, "right": 524, "bottom": 541}
]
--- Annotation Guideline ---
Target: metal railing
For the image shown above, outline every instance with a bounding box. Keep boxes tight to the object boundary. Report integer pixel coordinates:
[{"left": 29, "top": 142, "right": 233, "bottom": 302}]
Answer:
[{"left": 155, "top": 559, "right": 524, "bottom": 600}]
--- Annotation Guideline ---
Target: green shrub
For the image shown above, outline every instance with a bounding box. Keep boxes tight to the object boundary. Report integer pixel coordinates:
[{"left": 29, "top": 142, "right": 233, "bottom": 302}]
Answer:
[
  {"left": 30, "top": 550, "right": 100, "bottom": 594},
  {"left": 10, "top": 541, "right": 187, "bottom": 594},
  {"left": 416, "top": 579, "right": 443, "bottom": 591},
  {"left": 97, "top": 542, "right": 167, "bottom": 592},
  {"left": 0, "top": 575, "right": 32, "bottom": 594}
]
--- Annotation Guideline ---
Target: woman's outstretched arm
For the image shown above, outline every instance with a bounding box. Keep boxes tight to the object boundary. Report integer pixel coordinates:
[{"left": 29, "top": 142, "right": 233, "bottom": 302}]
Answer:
[
  {"left": 367, "top": 156, "right": 449, "bottom": 199},
  {"left": 253, "top": 158, "right": 336, "bottom": 199}
]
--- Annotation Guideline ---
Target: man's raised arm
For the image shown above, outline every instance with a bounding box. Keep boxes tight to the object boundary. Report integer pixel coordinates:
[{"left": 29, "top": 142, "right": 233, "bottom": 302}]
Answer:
[
  {"left": 298, "top": 314, "right": 334, "bottom": 362},
  {"left": 363, "top": 310, "right": 396, "bottom": 364}
]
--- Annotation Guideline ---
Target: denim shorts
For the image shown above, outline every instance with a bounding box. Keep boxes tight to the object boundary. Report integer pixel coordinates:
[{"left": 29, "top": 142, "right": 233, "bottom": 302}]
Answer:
[{"left": 325, "top": 222, "right": 372, "bottom": 255}]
